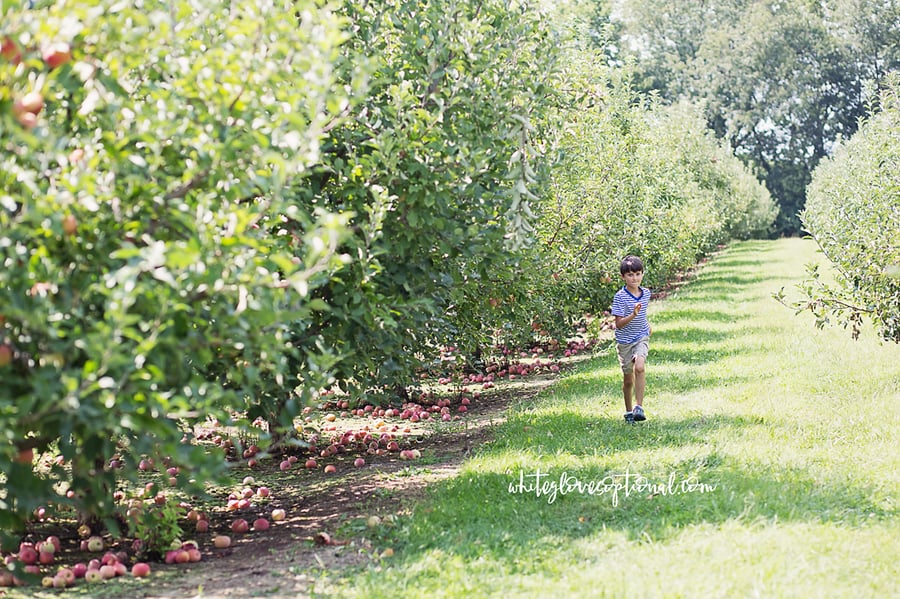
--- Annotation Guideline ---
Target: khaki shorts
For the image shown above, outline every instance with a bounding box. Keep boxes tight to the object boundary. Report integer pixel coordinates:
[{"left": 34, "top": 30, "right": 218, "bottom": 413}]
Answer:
[{"left": 617, "top": 337, "right": 649, "bottom": 374}]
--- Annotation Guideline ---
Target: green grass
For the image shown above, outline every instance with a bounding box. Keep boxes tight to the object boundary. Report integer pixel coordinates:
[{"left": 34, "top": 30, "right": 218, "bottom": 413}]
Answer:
[{"left": 313, "top": 239, "right": 900, "bottom": 598}]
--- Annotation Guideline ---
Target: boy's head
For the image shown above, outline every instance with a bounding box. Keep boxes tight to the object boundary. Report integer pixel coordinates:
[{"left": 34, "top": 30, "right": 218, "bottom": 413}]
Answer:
[{"left": 620, "top": 255, "right": 644, "bottom": 275}]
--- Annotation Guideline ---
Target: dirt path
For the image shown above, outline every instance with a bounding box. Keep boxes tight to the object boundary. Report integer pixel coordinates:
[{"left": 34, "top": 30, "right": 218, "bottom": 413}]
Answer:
[{"left": 130, "top": 375, "right": 563, "bottom": 599}]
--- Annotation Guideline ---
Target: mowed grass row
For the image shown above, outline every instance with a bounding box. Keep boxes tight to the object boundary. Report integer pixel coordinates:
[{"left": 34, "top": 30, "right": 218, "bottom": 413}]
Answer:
[{"left": 316, "top": 238, "right": 899, "bottom": 598}]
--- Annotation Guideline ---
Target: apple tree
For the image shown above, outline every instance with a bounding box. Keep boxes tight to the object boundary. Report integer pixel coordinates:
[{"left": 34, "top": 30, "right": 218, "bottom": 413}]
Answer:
[
  {"left": 285, "top": 0, "right": 562, "bottom": 400},
  {"left": 1, "top": 0, "right": 352, "bottom": 536},
  {"left": 797, "top": 75, "right": 900, "bottom": 343}
]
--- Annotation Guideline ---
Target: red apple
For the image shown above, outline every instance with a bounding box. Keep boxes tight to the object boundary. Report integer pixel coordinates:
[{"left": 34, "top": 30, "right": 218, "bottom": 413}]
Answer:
[
  {"left": 231, "top": 518, "right": 249, "bottom": 533},
  {"left": 0, "top": 344, "right": 12, "bottom": 367},
  {"left": 195, "top": 519, "right": 209, "bottom": 533},
  {"left": 354, "top": 457, "right": 366, "bottom": 468},
  {"left": 253, "top": 517, "right": 270, "bottom": 531},
  {"left": 42, "top": 42, "right": 71, "bottom": 69},
  {"left": 15, "top": 447, "right": 33, "bottom": 464},
  {"left": 18, "top": 546, "right": 37, "bottom": 565},
  {"left": 15, "top": 91, "right": 44, "bottom": 116},
  {"left": 56, "top": 568, "right": 75, "bottom": 584},
  {"left": 324, "top": 464, "right": 337, "bottom": 473},
  {"left": 131, "top": 562, "right": 150, "bottom": 577},
  {"left": 1, "top": 36, "right": 22, "bottom": 64}
]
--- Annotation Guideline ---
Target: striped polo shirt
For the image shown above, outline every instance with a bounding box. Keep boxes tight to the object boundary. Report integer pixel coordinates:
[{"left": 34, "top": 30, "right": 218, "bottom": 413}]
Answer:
[{"left": 611, "top": 286, "right": 651, "bottom": 344}]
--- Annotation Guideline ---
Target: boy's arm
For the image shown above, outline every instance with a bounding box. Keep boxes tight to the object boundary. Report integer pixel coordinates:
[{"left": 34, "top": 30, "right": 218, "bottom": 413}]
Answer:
[{"left": 614, "top": 303, "right": 642, "bottom": 329}]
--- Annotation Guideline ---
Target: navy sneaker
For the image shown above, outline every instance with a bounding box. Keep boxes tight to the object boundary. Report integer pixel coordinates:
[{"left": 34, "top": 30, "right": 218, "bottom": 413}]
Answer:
[
  {"left": 624, "top": 411, "right": 635, "bottom": 423},
  {"left": 633, "top": 405, "right": 646, "bottom": 421}
]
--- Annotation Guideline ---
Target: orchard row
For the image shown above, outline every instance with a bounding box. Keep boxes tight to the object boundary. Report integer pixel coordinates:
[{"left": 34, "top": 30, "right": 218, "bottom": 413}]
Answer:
[{"left": 1, "top": 0, "right": 776, "bottom": 572}]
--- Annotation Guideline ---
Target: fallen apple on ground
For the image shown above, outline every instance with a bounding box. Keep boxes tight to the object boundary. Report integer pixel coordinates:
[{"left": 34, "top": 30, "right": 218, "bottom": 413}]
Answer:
[
  {"left": 231, "top": 518, "right": 249, "bottom": 533},
  {"left": 253, "top": 517, "right": 270, "bottom": 531},
  {"left": 213, "top": 535, "right": 231, "bottom": 549},
  {"left": 131, "top": 562, "right": 150, "bottom": 577}
]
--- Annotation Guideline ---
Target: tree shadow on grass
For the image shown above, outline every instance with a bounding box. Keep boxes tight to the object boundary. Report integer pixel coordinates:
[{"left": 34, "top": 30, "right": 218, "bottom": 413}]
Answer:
[
  {"left": 542, "top": 358, "right": 753, "bottom": 417},
  {"left": 495, "top": 411, "right": 762, "bottom": 457},
  {"left": 652, "top": 310, "right": 742, "bottom": 326},
  {"left": 391, "top": 437, "right": 892, "bottom": 565},
  {"left": 650, "top": 346, "right": 743, "bottom": 368},
  {"left": 683, "top": 272, "right": 772, "bottom": 287}
]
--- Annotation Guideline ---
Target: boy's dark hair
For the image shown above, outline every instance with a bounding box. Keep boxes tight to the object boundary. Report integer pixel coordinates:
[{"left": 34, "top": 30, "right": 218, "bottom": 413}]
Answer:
[{"left": 620, "top": 255, "right": 644, "bottom": 274}]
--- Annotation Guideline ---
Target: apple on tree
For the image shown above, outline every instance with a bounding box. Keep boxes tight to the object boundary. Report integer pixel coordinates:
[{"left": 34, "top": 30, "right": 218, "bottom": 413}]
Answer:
[
  {"left": 0, "top": 344, "right": 12, "bottom": 367},
  {"left": 41, "top": 42, "right": 71, "bottom": 69},
  {"left": 1, "top": 36, "right": 22, "bottom": 64}
]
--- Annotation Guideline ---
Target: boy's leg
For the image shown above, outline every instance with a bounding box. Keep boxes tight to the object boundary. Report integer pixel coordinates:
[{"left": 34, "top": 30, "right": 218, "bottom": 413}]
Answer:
[
  {"left": 631, "top": 337, "right": 649, "bottom": 421},
  {"left": 633, "top": 355, "right": 646, "bottom": 407},
  {"left": 622, "top": 372, "right": 634, "bottom": 413}
]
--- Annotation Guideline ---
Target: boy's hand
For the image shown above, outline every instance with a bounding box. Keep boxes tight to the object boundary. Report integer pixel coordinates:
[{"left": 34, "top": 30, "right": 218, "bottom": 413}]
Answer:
[{"left": 632, "top": 303, "right": 642, "bottom": 316}]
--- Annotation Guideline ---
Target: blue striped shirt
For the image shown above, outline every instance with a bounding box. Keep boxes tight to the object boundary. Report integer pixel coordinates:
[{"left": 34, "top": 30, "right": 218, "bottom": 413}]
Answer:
[{"left": 611, "top": 286, "right": 651, "bottom": 344}]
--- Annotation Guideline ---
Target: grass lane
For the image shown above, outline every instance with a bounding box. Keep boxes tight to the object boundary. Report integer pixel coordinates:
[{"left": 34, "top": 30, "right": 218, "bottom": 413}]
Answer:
[{"left": 317, "top": 238, "right": 899, "bottom": 598}]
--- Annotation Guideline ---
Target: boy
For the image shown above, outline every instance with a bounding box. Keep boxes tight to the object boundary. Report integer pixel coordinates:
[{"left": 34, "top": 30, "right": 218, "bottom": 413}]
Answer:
[{"left": 611, "top": 255, "right": 651, "bottom": 423}]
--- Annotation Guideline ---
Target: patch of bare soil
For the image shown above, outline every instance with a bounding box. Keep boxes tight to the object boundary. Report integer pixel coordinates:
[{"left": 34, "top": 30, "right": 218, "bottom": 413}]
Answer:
[{"left": 125, "top": 374, "right": 567, "bottom": 599}]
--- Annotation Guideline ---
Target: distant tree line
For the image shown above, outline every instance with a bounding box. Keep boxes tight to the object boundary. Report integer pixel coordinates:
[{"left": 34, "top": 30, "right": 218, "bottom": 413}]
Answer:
[{"left": 594, "top": 0, "right": 900, "bottom": 235}]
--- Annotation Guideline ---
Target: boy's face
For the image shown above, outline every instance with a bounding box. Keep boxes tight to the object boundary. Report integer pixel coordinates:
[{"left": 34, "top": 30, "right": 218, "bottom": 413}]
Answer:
[{"left": 622, "top": 270, "right": 643, "bottom": 288}]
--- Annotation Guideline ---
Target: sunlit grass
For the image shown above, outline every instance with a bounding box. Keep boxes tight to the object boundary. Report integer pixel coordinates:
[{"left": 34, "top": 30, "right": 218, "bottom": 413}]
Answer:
[{"left": 314, "top": 239, "right": 900, "bottom": 598}]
